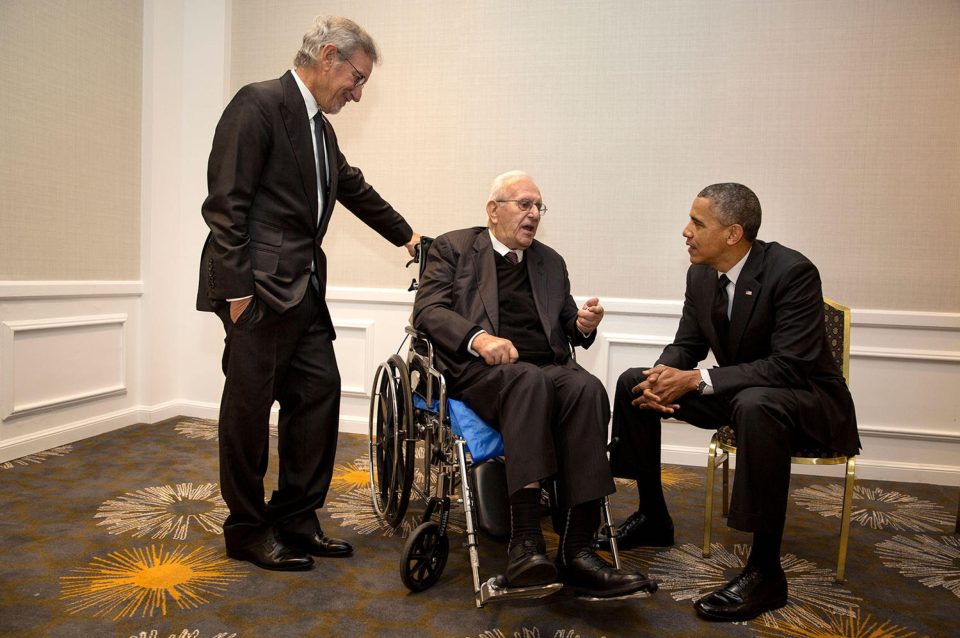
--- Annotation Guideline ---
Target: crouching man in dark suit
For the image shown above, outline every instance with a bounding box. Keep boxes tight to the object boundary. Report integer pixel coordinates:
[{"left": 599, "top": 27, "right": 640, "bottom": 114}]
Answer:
[
  {"left": 413, "top": 171, "right": 656, "bottom": 599},
  {"left": 607, "top": 183, "right": 859, "bottom": 620},
  {"left": 197, "top": 16, "right": 420, "bottom": 571}
]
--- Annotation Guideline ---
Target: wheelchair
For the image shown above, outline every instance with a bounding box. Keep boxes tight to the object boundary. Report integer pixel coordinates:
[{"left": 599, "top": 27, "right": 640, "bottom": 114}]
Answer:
[{"left": 368, "top": 238, "right": 624, "bottom": 607}]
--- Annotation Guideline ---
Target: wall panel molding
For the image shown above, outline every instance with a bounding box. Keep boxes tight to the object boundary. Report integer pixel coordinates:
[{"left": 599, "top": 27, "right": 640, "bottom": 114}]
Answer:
[{"left": 0, "top": 280, "right": 144, "bottom": 299}]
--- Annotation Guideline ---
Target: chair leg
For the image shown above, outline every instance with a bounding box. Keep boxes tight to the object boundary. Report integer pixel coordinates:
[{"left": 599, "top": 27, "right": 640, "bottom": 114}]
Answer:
[
  {"left": 704, "top": 434, "right": 719, "bottom": 557},
  {"left": 955, "top": 486, "right": 959, "bottom": 534},
  {"left": 721, "top": 452, "right": 730, "bottom": 516},
  {"left": 836, "top": 456, "right": 856, "bottom": 582}
]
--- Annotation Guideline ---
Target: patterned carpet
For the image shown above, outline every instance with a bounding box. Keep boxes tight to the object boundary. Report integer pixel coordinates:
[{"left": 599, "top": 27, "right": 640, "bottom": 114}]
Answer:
[{"left": 0, "top": 417, "right": 956, "bottom": 637}]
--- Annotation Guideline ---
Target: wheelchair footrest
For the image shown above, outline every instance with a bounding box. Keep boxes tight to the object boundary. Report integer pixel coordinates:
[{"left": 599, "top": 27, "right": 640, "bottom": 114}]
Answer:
[{"left": 478, "top": 576, "right": 563, "bottom": 605}]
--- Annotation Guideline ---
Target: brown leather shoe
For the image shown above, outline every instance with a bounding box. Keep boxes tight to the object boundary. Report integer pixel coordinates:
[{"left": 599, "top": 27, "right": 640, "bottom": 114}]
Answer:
[
  {"left": 281, "top": 529, "right": 354, "bottom": 557},
  {"left": 226, "top": 533, "right": 314, "bottom": 571},
  {"left": 693, "top": 565, "right": 788, "bottom": 621}
]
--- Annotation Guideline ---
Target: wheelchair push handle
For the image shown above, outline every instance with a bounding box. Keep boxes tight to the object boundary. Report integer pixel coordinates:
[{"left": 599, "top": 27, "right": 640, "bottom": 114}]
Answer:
[{"left": 406, "top": 236, "right": 435, "bottom": 292}]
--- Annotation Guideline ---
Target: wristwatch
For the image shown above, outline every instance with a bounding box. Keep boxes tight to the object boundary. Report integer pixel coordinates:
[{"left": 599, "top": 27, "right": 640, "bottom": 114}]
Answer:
[{"left": 697, "top": 379, "right": 708, "bottom": 395}]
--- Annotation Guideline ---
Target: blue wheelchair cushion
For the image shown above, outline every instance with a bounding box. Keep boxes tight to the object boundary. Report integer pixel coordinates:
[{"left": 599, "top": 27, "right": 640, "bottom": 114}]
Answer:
[{"left": 412, "top": 395, "right": 504, "bottom": 463}]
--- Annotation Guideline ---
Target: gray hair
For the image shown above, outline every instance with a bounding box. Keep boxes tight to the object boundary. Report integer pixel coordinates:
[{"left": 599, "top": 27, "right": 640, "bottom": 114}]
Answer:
[
  {"left": 488, "top": 170, "right": 534, "bottom": 202},
  {"left": 697, "top": 183, "right": 762, "bottom": 241},
  {"left": 293, "top": 16, "right": 380, "bottom": 68}
]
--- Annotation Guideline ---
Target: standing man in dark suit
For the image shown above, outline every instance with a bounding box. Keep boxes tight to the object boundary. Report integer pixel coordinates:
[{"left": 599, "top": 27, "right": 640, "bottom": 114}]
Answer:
[
  {"left": 607, "top": 183, "right": 859, "bottom": 620},
  {"left": 197, "top": 16, "right": 420, "bottom": 571},
  {"left": 413, "top": 171, "right": 656, "bottom": 599}
]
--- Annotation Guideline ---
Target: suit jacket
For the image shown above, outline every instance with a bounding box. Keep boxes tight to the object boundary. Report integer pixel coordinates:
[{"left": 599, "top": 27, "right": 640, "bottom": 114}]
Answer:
[
  {"left": 197, "top": 70, "right": 412, "bottom": 322},
  {"left": 412, "top": 227, "right": 595, "bottom": 382},
  {"left": 659, "top": 239, "right": 860, "bottom": 455}
]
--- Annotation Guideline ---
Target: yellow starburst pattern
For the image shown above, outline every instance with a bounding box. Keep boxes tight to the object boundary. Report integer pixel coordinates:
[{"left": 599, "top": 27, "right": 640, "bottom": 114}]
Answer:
[
  {"left": 613, "top": 464, "right": 699, "bottom": 491},
  {"left": 648, "top": 542, "right": 860, "bottom": 628},
  {"left": 793, "top": 484, "right": 953, "bottom": 532},
  {"left": 0, "top": 445, "right": 73, "bottom": 470},
  {"left": 752, "top": 609, "right": 927, "bottom": 638},
  {"left": 330, "top": 458, "right": 371, "bottom": 493},
  {"left": 61, "top": 544, "right": 246, "bottom": 619},
  {"left": 95, "top": 483, "right": 228, "bottom": 540},
  {"left": 876, "top": 533, "right": 960, "bottom": 598}
]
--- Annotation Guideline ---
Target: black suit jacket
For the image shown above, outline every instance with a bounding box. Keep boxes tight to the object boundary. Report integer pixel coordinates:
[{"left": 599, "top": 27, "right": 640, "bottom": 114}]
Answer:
[
  {"left": 660, "top": 240, "right": 860, "bottom": 455},
  {"left": 412, "top": 227, "right": 595, "bottom": 381},
  {"left": 197, "top": 70, "right": 412, "bottom": 322}
]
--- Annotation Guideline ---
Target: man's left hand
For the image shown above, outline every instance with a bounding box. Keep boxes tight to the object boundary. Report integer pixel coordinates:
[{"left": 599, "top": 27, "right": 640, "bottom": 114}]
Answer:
[
  {"left": 404, "top": 232, "right": 422, "bottom": 258},
  {"left": 577, "top": 297, "right": 604, "bottom": 334},
  {"left": 640, "top": 366, "right": 700, "bottom": 407}
]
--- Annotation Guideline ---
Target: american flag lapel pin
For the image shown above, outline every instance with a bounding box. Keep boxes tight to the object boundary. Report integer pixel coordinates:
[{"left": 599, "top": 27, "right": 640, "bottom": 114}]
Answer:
[{"left": 745, "top": 290, "right": 753, "bottom": 296}]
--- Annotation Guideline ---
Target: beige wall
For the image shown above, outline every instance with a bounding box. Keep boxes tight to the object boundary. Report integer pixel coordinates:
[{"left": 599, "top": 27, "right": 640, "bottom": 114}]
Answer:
[
  {"left": 0, "top": 0, "right": 142, "bottom": 280},
  {"left": 231, "top": 0, "right": 960, "bottom": 312}
]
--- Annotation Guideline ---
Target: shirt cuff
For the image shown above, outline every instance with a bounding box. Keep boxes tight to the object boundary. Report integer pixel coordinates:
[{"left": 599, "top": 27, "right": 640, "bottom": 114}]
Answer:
[
  {"left": 699, "top": 368, "right": 715, "bottom": 395},
  {"left": 466, "top": 330, "right": 486, "bottom": 357},
  {"left": 226, "top": 295, "right": 253, "bottom": 302}
]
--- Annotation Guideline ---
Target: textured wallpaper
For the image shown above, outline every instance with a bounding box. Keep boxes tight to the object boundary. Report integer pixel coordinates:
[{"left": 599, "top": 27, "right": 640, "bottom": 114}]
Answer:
[
  {"left": 225, "top": 0, "right": 960, "bottom": 312},
  {"left": 0, "top": 0, "right": 142, "bottom": 280}
]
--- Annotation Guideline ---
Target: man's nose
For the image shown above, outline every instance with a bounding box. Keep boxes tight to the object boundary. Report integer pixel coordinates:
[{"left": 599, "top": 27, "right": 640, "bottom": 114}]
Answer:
[{"left": 350, "top": 85, "right": 364, "bottom": 102}]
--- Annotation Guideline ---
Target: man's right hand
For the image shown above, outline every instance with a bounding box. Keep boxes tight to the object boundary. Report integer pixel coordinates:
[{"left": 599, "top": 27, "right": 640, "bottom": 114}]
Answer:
[
  {"left": 472, "top": 333, "right": 519, "bottom": 366},
  {"left": 229, "top": 297, "right": 252, "bottom": 323}
]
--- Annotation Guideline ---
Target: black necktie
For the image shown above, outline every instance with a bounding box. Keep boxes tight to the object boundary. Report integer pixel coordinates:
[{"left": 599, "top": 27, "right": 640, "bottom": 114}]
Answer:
[
  {"left": 504, "top": 251, "right": 519, "bottom": 265},
  {"left": 313, "top": 112, "right": 329, "bottom": 199},
  {"left": 712, "top": 274, "right": 731, "bottom": 343}
]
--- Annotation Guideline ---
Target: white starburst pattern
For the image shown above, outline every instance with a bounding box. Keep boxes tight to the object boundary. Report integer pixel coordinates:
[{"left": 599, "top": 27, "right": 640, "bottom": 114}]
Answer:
[
  {"left": 751, "top": 609, "right": 925, "bottom": 638},
  {"left": 95, "top": 483, "right": 228, "bottom": 540},
  {"left": 471, "top": 629, "right": 604, "bottom": 638},
  {"left": 129, "top": 631, "right": 238, "bottom": 638},
  {"left": 0, "top": 445, "right": 73, "bottom": 470},
  {"left": 326, "top": 485, "right": 466, "bottom": 538},
  {"left": 173, "top": 418, "right": 277, "bottom": 441},
  {"left": 876, "top": 533, "right": 960, "bottom": 599},
  {"left": 793, "top": 484, "right": 954, "bottom": 532},
  {"left": 648, "top": 543, "right": 860, "bottom": 628}
]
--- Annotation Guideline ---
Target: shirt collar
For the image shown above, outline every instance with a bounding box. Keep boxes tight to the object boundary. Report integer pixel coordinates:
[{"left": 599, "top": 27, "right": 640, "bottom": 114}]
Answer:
[
  {"left": 487, "top": 230, "right": 524, "bottom": 263},
  {"left": 291, "top": 68, "right": 319, "bottom": 120},
  {"left": 721, "top": 246, "right": 752, "bottom": 286}
]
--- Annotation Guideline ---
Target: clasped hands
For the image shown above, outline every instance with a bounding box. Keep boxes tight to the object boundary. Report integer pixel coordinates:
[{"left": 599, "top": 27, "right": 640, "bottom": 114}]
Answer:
[{"left": 630, "top": 366, "right": 701, "bottom": 414}]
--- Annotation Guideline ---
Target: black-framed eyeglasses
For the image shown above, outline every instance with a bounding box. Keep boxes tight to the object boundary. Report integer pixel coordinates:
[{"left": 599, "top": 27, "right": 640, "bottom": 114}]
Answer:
[
  {"left": 336, "top": 49, "right": 367, "bottom": 89},
  {"left": 495, "top": 199, "right": 548, "bottom": 215}
]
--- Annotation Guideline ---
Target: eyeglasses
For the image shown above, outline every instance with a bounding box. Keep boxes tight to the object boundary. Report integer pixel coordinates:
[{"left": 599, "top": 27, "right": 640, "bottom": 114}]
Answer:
[
  {"left": 495, "top": 199, "right": 548, "bottom": 215},
  {"left": 336, "top": 49, "right": 367, "bottom": 89}
]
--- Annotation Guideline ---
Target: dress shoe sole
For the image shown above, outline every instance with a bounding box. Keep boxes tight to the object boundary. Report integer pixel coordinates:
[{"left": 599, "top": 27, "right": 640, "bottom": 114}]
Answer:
[
  {"left": 506, "top": 561, "right": 559, "bottom": 588},
  {"left": 226, "top": 549, "right": 315, "bottom": 571},
  {"left": 565, "top": 578, "right": 658, "bottom": 600},
  {"left": 693, "top": 594, "right": 788, "bottom": 622},
  {"left": 301, "top": 547, "right": 353, "bottom": 558}
]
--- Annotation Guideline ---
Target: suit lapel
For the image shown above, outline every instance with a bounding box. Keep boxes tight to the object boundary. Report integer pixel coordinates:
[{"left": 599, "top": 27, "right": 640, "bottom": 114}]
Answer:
[
  {"left": 727, "top": 242, "right": 764, "bottom": 361},
  {"left": 525, "top": 245, "right": 553, "bottom": 344},
  {"left": 473, "top": 233, "right": 500, "bottom": 332},
  {"left": 278, "top": 71, "right": 320, "bottom": 229}
]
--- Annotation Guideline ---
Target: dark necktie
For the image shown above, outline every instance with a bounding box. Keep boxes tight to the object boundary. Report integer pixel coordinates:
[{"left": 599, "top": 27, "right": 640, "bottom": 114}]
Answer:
[
  {"left": 313, "top": 112, "right": 330, "bottom": 199},
  {"left": 504, "top": 251, "right": 519, "bottom": 265},
  {"left": 712, "top": 274, "right": 731, "bottom": 343}
]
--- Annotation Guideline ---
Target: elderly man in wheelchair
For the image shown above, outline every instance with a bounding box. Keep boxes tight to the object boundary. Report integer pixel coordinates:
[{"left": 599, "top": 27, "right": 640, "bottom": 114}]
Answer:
[{"left": 407, "top": 171, "right": 657, "bottom": 600}]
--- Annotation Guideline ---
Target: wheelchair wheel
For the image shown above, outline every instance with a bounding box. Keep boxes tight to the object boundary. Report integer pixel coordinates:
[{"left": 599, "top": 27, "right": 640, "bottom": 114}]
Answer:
[
  {"left": 369, "top": 354, "right": 416, "bottom": 527},
  {"left": 400, "top": 521, "right": 449, "bottom": 592}
]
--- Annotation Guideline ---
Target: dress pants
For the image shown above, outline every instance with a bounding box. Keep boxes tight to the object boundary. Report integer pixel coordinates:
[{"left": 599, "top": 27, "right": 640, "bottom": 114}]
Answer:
[
  {"left": 610, "top": 367, "right": 821, "bottom": 534},
  {"left": 451, "top": 358, "right": 615, "bottom": 509},
  {"left": 215, "top": 284, "right": 341, "bottom": 549}
]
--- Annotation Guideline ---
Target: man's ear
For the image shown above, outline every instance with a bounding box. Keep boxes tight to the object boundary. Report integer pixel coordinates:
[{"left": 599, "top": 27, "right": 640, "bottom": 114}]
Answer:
[
  {"left": 726, "top": 223, "right": 744, "bottom": 245},
  {"left": 319, "top": 43, "right": 338, "bottom": 69},
  {"left": 486, "top": 200, "right": 498, "bottom": 224}
]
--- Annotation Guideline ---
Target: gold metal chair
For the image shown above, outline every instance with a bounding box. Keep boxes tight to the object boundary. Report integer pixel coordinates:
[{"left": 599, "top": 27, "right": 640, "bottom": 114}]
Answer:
[{"left": 702, "top": 297, "right": 856, "bottom": 582}]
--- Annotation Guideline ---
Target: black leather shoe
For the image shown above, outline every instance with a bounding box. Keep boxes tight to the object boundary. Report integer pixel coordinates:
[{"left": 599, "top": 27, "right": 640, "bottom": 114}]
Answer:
[
  {"left": 558, "top": 549, "right": 658, "bottom": 598},
  {"left": 597, "top": 511, "right": 674, "bottom": 551},
  {"left": 281, "top": 529, "right": 354, "bottom": 557},
  {"left": 505, "top": 537, "right": 558, "bottom": 587},
  {"left": 693, "top": 565, "right": 788, "bottom": 621},
  {"left": 226, "top": 534, "right": 314, "bottom": 571}
]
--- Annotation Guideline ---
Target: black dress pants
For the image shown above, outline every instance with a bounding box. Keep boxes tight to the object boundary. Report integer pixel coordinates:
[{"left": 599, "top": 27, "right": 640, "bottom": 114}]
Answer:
[
  {"left": 215, "top": 286, "right": 340, "bottom": 549},
  {"left": 451, "top": 358, "right": 615, "bottom": 509},
  {"left": 610, "top": 367, "right": 819, "bottom": 535}
]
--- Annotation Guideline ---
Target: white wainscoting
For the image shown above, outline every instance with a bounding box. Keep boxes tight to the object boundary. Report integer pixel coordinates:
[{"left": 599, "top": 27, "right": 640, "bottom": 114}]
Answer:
[{"left": 2, "top": 282, "right": 958, "bottom": 487}]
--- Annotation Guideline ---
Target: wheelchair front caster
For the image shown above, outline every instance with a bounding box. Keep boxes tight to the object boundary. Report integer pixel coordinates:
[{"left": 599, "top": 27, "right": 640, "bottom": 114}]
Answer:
[{"left": 400, "top": 521, "right": 449, "bottom": 592}]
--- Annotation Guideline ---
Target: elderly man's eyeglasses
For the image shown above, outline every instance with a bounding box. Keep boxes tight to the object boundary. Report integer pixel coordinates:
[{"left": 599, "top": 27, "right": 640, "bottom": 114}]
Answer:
[
  {"left": 336, "top": 49, "right": 367, "bottom": 89},
  {"left": 495, "top": 199, "right": 548, "bottom": 215}
]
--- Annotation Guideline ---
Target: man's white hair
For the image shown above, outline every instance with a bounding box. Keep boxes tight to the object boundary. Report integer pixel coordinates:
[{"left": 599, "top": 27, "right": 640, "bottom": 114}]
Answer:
[{"left": 488, "top": 170, "right": 534, "bottom": 202}]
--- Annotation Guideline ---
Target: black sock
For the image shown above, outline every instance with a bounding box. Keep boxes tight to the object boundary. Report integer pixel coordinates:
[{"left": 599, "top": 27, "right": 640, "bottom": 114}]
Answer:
[
  {"left": 637, "top": 471, "right": 669, "bottom": 520},
  {"left": 747, "top": 529, "right": 783, "bottom": 575},
  {"left": 509, "top": 487, "right": 543, "bottom": 548},
  {"left": 558, "top": 499, "right": 601, "bottom": 564}
]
